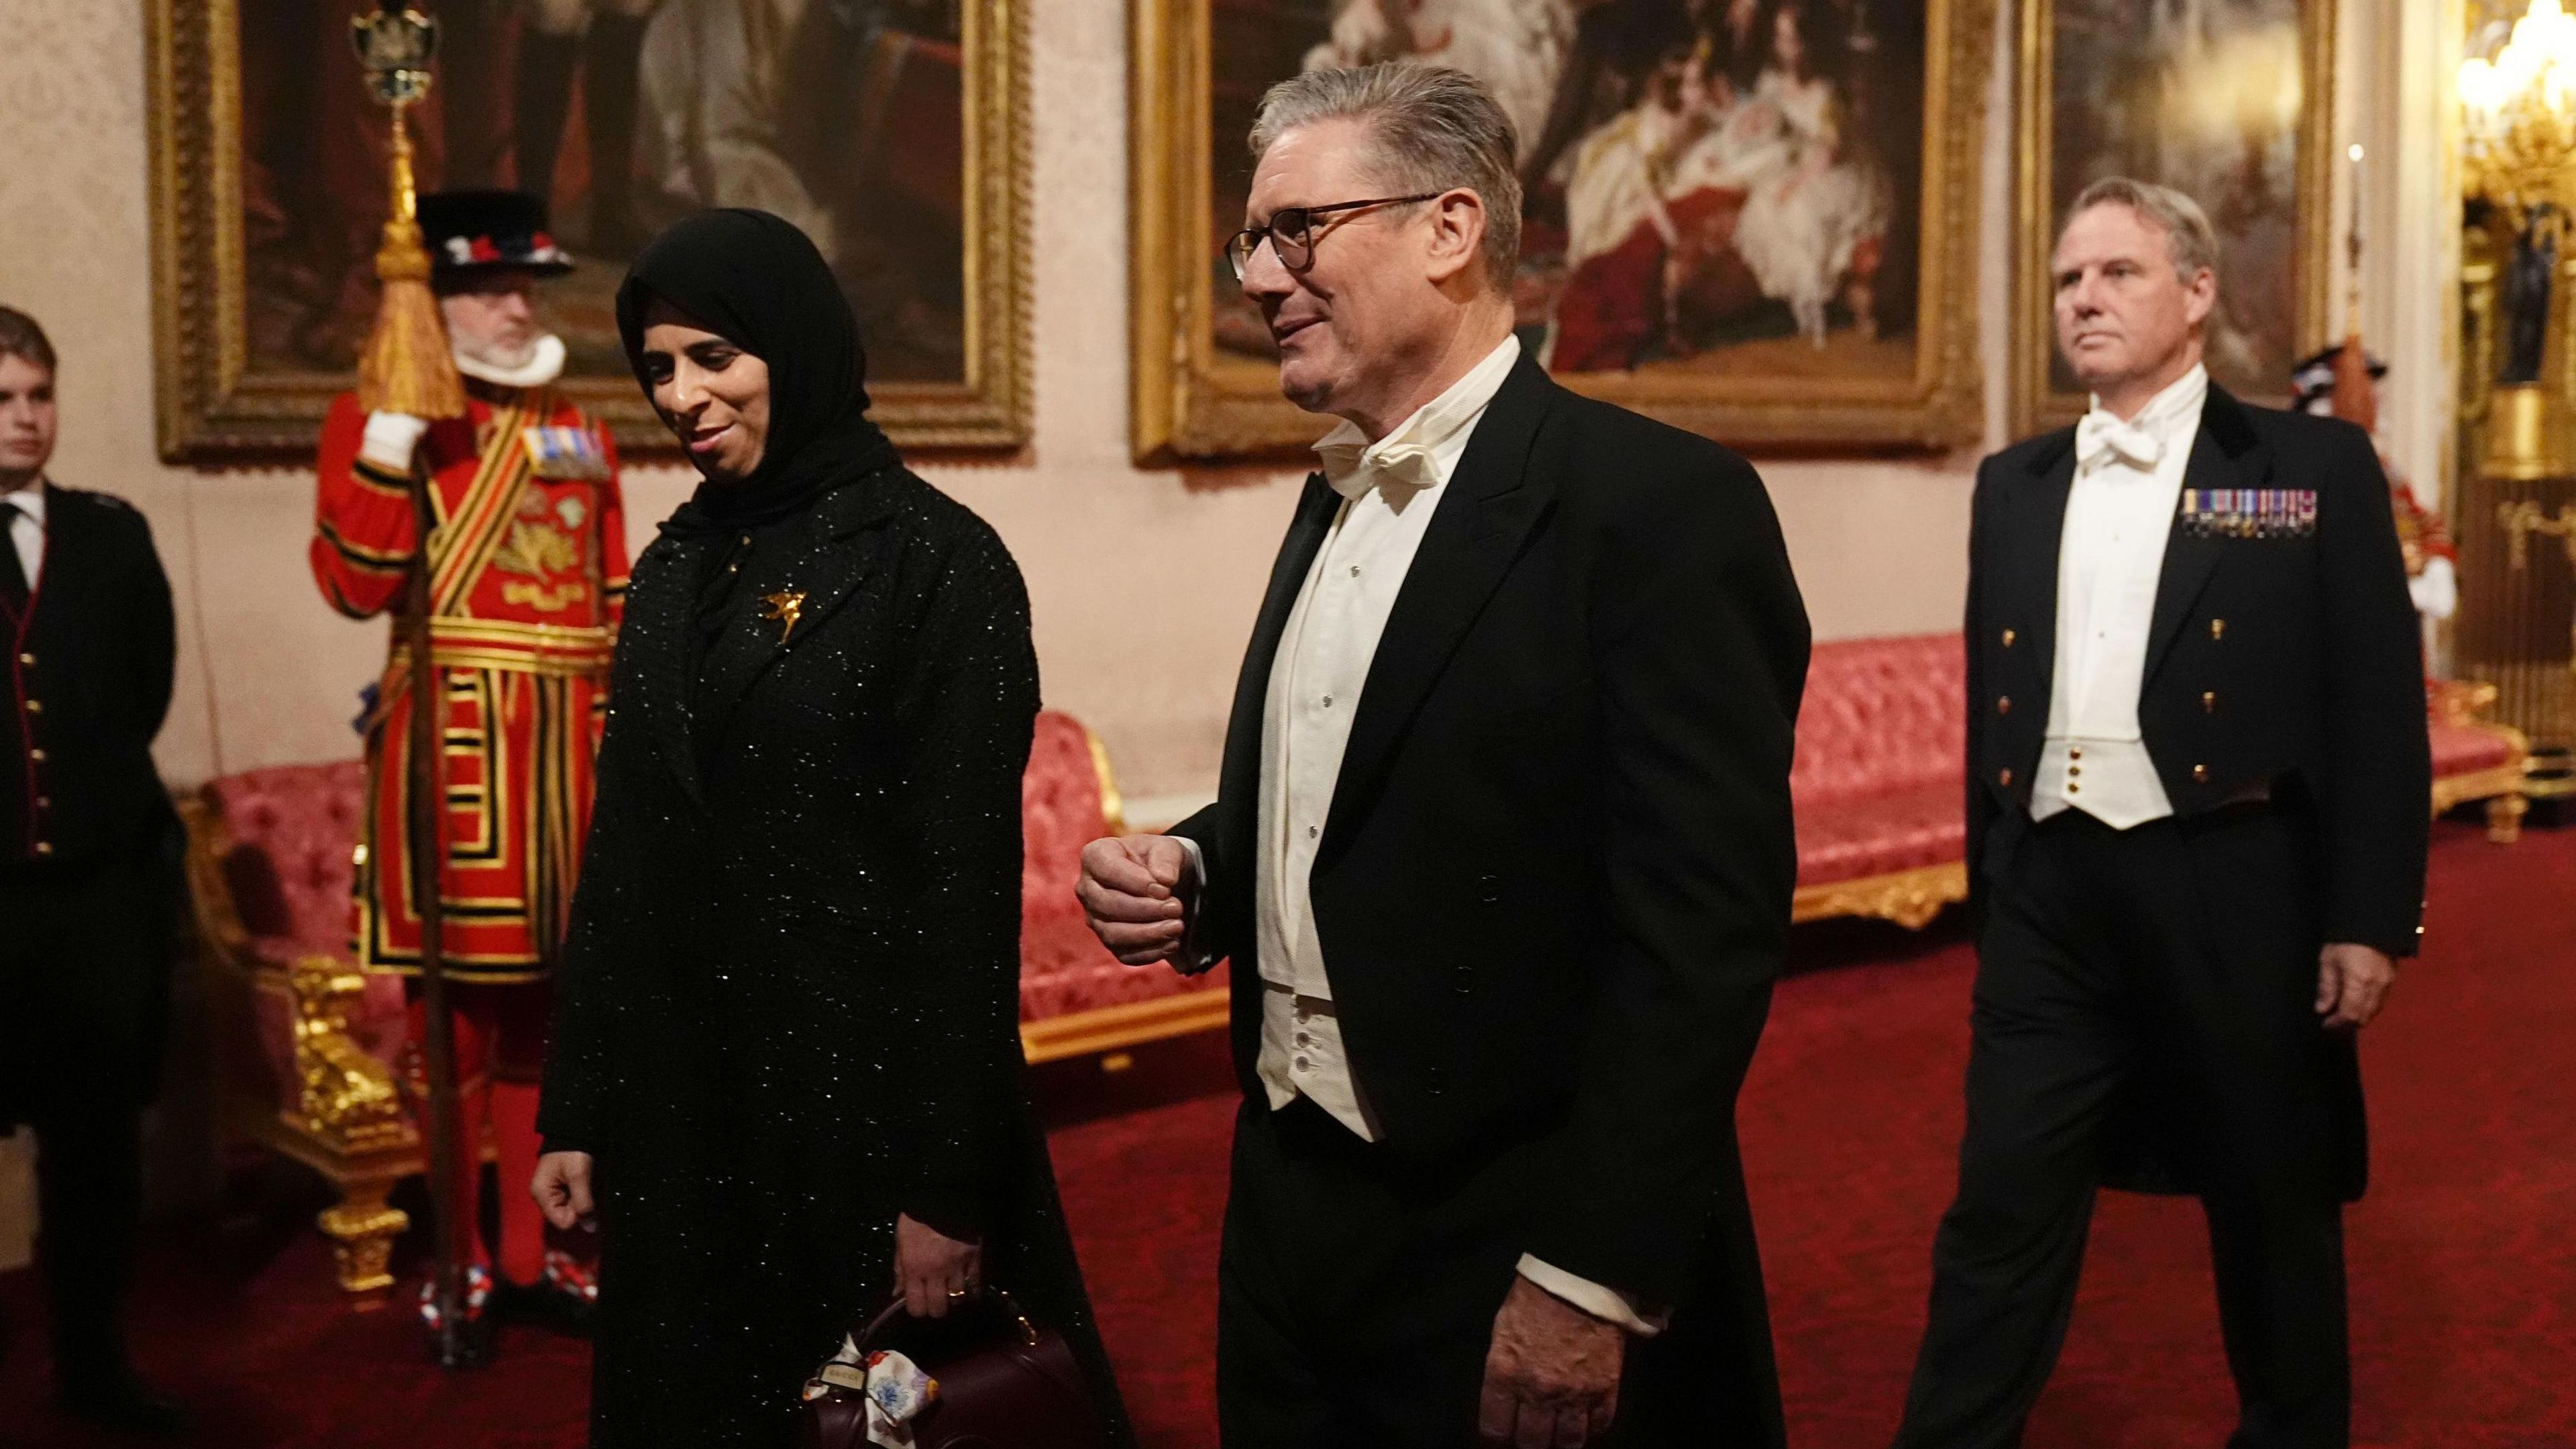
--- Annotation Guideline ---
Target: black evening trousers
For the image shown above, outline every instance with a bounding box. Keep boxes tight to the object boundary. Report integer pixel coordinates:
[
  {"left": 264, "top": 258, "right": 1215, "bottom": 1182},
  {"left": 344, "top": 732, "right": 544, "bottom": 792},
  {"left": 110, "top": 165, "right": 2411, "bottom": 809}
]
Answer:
[
  {"left": 1220, "top": 1097, "right": 1782, "bottom": 1449},
  {"left": 1896, "top": 806, "right": 2351, "bottom": 1449},
  {"left": 0, "top": 857, "right": 170, "bottom": 1389}
]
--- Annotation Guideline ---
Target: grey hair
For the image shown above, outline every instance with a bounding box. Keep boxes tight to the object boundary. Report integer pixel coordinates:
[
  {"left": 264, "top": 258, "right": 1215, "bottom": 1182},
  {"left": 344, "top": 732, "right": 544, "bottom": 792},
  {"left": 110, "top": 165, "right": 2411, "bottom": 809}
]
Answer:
[
  {"left": 2065, "top": 176, "right": 2221, "bottom": 282},
  {"left": 1248, "top": 62, "right": 1522, "bottom": 286}
]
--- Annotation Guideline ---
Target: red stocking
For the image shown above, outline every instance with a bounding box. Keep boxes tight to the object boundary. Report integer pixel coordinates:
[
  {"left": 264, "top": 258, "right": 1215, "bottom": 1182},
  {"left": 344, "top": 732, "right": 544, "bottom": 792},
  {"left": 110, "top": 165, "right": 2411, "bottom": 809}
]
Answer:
[
  {"left": 409, "top": 995, "right": 495, "bottom": 1273},
  {"left": 489, "top": 1079, "right": 547, "bottom": 1287}
]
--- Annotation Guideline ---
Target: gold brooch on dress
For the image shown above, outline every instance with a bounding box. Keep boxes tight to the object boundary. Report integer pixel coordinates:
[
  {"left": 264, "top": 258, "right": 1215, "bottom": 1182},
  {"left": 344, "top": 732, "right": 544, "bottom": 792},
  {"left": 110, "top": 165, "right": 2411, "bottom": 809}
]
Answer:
[{"left": 760, "top": 589, "right": 807, "bottom": 643}]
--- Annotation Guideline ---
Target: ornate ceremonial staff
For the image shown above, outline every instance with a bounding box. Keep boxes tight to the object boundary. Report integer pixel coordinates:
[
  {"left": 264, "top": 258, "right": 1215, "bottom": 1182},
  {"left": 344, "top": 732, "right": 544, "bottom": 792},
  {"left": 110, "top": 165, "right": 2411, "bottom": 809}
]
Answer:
[{"left": 351, "top": 0, "right": 474, "bottom": 1368}]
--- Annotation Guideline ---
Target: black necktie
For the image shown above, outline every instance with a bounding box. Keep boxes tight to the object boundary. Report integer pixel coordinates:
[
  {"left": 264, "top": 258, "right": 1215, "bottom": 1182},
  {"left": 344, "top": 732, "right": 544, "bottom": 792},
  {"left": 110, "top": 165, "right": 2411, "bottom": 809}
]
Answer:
[{"left": 0, "top": 498, "right": 28, "bottom": 614}]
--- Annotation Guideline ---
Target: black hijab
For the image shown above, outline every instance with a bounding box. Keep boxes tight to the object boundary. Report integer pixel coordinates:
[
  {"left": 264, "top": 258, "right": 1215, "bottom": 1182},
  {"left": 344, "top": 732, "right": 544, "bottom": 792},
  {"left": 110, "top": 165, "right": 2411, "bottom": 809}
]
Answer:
[{"left": 615, "top": 209, "right": 901, "bottom": 537}]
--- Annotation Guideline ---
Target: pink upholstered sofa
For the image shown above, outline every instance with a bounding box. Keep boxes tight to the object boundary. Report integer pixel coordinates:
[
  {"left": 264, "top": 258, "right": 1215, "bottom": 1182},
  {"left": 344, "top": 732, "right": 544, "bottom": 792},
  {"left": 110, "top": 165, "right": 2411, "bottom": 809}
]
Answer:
[
  {"left": 1790, "top": 635, "right": 1974, "bottom": 928},
  {"left": 184, "top": 710, "right": 1220, "bottom": 1294},
  {"left": 1016, "top": 712, "right": 1229, "bottom": 1063}
]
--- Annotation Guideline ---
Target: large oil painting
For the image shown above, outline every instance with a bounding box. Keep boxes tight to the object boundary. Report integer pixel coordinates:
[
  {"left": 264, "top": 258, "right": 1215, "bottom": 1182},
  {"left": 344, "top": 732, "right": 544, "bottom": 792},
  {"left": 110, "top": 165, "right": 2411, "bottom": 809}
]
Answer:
[
  {"left": 2012, "top": 0, "right": 2335, "bottom": 435},
  {"left": 1133, "top": 0, "right": 1996, "bottom": 461},
  {"left": 149, "top": 0, "right": 1028, "bottom": 458}
]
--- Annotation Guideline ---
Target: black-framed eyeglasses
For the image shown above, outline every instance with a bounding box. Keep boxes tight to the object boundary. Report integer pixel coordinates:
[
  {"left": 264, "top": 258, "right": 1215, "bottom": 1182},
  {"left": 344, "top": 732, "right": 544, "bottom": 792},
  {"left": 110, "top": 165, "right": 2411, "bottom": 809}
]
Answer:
[{"left": 1224, "top": 193, "right": 1443, "bottom": 280}]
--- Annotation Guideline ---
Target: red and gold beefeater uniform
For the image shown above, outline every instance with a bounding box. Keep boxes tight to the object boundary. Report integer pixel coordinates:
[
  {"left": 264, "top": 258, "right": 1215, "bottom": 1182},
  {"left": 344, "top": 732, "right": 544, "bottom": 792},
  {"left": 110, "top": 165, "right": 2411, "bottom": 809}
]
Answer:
[{"left": 312, "top": 385, "right": 628, "bottom": 983}]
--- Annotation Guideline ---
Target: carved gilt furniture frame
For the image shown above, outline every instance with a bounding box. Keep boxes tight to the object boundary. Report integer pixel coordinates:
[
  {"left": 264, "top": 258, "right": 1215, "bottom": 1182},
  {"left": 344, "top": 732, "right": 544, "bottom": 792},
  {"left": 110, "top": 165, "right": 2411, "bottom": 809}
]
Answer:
[{"left": 180, "top": 792, "right": 421, "bottom": 1296}]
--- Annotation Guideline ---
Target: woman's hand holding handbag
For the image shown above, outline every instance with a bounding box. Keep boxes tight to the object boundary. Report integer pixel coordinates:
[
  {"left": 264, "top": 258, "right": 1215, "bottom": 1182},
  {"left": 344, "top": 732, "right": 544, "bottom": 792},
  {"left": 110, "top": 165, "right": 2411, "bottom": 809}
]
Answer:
[
  {"left": 893, "top": 1213, "right": 982, "bottom": 1319},
  {"left": 796, "top": 1285, "right": 1114, "bottom": 1449}
]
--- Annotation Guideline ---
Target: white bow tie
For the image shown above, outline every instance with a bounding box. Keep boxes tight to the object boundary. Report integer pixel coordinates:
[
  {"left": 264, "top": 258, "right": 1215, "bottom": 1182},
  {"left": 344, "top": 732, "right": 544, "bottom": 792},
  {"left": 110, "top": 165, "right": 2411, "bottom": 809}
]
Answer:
[
  {"left": 2075, "top": 409, "right": 2163, "bottom": 472},
  {"left": 1318, "top": 439, "right": 1440, "bottom": 500}
]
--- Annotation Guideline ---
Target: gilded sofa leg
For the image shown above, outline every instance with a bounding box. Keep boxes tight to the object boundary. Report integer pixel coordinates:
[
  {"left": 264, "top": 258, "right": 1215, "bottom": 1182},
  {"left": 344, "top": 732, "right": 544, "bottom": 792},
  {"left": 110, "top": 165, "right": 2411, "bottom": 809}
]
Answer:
[
  {"left": 319, "top": 1181, "right": 410, "bottom": 1295},
  {"left": 2487, "top": 792, "right": 2528, "bottom": 845}
]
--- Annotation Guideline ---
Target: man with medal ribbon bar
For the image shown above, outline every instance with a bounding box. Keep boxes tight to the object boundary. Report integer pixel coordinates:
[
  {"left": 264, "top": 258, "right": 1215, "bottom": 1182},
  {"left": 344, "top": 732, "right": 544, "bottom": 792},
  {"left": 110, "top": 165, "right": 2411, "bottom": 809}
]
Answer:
[{"left": 1892, "top": 178, "right": 2430, "bottom": 1449}]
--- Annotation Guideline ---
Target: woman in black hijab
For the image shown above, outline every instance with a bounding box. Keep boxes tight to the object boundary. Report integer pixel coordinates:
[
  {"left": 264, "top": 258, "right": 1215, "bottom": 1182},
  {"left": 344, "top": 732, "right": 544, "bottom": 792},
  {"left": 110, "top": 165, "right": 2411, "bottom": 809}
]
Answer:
[{"left": 531, "top": 210, "right": 1131, "bottom": 1447}]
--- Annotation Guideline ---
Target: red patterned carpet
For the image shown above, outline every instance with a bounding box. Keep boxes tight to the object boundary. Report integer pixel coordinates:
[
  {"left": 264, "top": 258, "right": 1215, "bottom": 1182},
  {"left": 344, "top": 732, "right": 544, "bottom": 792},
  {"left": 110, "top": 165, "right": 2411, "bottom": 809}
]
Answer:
[{"left": 3, "top": 818, "right": 2569, "bottom": 1447}]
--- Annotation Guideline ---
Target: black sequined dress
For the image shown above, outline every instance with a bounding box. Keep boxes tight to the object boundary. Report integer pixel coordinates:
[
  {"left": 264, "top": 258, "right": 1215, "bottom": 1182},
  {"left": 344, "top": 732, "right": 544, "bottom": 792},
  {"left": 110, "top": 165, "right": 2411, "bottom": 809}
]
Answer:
[{"left": 538, "top": 464, "right": 1132, "bottom": 1446}]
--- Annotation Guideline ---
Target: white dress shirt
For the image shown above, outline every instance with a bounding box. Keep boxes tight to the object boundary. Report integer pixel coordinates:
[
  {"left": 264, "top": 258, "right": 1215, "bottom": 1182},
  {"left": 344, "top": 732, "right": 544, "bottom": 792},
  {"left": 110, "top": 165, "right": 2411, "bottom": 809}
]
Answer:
[
  {"left": 1251, "top": 337, "right": 1521, "bottom": 1132},
  {"left": 3, "top": 479, "right": 46, "bottom": 592},
  {"left": 1175, "top": 336, "right": 1660, "bottom": 1333},
  {"left": 2031, "top": 364, "right": 2208, "bottom": 828}
]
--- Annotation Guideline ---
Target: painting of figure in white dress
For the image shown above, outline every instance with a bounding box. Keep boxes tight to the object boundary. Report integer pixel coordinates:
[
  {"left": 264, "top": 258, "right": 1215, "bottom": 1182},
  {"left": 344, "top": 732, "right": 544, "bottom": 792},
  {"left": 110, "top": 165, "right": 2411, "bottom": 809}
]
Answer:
[{"left": 1209, "top": 0, "right": 1927, "bottom": 381}]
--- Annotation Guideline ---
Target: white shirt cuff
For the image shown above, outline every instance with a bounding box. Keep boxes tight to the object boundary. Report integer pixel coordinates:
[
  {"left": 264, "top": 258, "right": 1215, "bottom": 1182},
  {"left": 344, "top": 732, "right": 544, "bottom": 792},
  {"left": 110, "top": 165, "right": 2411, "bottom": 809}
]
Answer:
[{"left": 1516, "top": 1254, "right": 1666, "bottom": 1337}]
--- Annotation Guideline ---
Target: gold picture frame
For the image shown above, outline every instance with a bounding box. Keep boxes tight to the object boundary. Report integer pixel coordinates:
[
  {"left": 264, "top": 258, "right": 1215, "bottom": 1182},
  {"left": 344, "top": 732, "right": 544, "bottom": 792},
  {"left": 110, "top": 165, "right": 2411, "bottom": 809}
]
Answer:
[
  {"left": 2010, "top": 0, "right": 2337, "bottom": 436},
  {"left": 1132, "top": 0, "right": 1998, "bottom": 463},
  {"left": 146, "top": 0, "right": 1030, "bottom": 460}
]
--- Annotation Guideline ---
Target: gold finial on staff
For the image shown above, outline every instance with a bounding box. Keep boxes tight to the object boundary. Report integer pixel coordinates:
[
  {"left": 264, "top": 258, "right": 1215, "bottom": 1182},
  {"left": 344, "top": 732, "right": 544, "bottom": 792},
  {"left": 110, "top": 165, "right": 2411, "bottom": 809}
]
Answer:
[{"left": 352, "top": 2, "right": 466, "bottom": 419}]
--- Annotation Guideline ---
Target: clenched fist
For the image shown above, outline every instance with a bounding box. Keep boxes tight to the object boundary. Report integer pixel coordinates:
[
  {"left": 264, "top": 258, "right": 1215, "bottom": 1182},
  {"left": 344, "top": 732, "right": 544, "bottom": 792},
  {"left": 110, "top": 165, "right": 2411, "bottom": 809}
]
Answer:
[
  {"left": 531, "top": 1150, "right": 597, "bottom": 1232},
  {"left": 1076, "top": 834, "right": 1198, "bottom": 967}
]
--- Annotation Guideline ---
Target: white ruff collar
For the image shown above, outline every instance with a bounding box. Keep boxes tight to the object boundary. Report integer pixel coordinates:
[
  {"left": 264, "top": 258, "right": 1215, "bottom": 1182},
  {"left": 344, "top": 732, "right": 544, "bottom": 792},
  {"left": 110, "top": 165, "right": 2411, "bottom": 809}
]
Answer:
[{"left": 454, "top": 332, "right": 566, "bottom": 390}]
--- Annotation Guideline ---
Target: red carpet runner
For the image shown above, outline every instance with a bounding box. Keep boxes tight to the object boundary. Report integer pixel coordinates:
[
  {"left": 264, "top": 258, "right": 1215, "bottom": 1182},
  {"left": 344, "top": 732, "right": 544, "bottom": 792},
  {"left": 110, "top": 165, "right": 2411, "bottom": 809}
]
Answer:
[{"left": 3, "top": 820, "right": 2569, "bottom": 1446}]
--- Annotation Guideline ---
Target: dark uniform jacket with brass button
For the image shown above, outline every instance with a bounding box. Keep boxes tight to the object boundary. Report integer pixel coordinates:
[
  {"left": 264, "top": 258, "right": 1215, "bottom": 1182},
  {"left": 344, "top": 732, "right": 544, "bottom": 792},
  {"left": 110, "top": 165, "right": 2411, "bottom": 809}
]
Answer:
[
  {"left": 1966, "top": 384, "right": 2430, "bottom": 957},
  {"left": 0, "top": 483, "right": 180, "bottom": 1130},
  {"left": 0, "top": 485, "right": 176, "bottom": 866},
  {"left": 1965, "top": 384, "right": 2430, "bottom": 1202}
]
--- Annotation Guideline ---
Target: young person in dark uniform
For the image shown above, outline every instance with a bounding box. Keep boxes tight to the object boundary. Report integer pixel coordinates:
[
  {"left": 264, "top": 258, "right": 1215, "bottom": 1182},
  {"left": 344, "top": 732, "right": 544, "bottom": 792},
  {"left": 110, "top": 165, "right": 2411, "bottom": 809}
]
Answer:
[
  {"left": 0, "top": 306, "right": 186, "bottom": 1436},
  {"left": 1892, "top": 180, "right": 2430, "bottom": 1449}
]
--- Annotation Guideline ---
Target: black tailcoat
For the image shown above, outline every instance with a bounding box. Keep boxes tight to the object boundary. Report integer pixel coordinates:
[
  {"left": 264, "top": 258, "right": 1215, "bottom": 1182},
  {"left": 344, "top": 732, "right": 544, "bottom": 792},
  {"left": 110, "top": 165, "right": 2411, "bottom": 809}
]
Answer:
[
  {"left": 1962, "top": 384, "right": 2430, "bottom": 1200},
  {"left": 1175, "top": 355, "right": 1811, "bottom": 1444},
  {"left": 0, "top": 483, "right": 180, "bottom": 1130},
  {"left": 537, "top": 470, "right": 1130, "bottom": 1448}
]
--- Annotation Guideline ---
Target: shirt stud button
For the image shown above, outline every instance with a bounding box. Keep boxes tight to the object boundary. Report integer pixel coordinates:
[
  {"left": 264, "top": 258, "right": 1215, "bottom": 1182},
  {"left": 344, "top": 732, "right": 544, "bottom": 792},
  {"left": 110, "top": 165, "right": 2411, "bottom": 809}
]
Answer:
[
  {"left": 1321, "top": 694, "right": 1333, "bottom": 708},
  {"left": 1292, "top": 1055, "right": 1310, "bottom": 1073},
  {"left": 1306, "top": 825, "right": 1318, "bottom": 840}
]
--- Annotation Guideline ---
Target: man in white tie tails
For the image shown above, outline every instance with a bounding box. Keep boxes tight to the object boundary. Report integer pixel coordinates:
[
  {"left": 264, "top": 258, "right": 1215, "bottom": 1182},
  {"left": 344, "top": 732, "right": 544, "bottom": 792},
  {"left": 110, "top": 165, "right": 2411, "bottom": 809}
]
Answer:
[
  {"left": 1078, "top": 62, "right": 1809, "bottom": 1449},
  {"left": 1891, "top": 178, "right": 2430, "bottom": 1449}
]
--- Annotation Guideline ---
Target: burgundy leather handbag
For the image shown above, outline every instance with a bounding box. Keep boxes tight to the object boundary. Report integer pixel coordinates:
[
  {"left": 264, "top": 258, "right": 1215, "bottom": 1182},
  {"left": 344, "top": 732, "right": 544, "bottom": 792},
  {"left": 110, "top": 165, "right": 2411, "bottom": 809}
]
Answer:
[{"left": 796, "top": 1288, "right": 1111, "bottom": 1449}]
